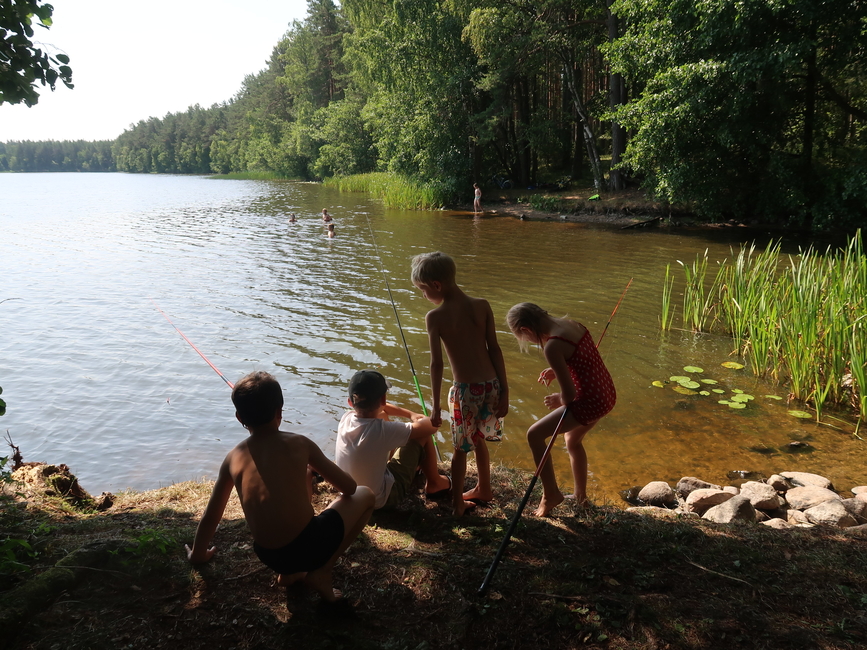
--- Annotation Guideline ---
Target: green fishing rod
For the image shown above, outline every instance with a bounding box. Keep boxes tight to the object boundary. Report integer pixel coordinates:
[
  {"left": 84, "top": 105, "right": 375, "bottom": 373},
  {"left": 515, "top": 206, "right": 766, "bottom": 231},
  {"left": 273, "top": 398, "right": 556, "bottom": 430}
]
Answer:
[{"left": 365, "top": 218, "right": 441, "bottom": 459}]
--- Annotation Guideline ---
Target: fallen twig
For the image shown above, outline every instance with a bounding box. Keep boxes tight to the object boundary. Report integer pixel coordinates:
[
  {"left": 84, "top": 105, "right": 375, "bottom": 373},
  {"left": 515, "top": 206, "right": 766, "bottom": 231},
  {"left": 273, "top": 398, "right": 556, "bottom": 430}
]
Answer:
[{"left": 685, "top": 560, "right": 752, "bottom": 586}]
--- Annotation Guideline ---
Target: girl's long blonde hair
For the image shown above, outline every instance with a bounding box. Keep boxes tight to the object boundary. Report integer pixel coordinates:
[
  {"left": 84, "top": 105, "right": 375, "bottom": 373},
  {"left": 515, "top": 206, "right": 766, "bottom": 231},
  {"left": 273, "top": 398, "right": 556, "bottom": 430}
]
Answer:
[{"left": 506, "top": 302, "right": 551, "bottom": 350}]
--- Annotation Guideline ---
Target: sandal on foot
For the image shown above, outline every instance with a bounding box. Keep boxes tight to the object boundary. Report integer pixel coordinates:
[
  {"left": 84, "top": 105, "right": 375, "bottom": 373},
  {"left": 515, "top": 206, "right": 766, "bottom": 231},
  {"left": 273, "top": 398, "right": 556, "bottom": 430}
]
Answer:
[{"left": 425, "top": 475, "right": 452, "bottom": 500}]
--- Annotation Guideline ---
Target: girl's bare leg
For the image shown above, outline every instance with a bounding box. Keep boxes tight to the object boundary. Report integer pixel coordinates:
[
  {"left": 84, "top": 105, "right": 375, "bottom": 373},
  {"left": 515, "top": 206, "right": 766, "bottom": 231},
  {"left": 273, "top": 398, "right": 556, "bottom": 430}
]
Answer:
[
  {"left": 451, "top": 449, "right": 477, "bottom": 516},
  {"left": 527, "top": 407, "right": 577, "bottom": 516},
  {"left": 463, "top": 438, "right": 493, "bottom": 502},
  {"left": 563, "top": 421, "right": 597, "bottom": 506},
  {"left": 420, "top": 437, "right": 449, "bottom": 494}
]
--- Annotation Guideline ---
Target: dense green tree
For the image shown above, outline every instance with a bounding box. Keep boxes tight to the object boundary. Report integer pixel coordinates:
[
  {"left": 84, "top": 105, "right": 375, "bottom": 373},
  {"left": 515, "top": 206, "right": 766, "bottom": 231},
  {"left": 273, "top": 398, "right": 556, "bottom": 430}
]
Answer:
[
  {"left": 606, "top": 0, "right": 867, "bottom": 226},
  {"left": 1, "top": 0, "right": 72, "bottom": 106}
]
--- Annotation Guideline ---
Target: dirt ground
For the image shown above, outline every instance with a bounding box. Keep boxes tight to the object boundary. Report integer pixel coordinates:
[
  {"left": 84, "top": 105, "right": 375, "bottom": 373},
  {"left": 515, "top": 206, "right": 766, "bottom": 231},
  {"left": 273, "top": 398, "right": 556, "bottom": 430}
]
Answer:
[{"left": 2, "top": 462, "right": 866, "bottom": 650}]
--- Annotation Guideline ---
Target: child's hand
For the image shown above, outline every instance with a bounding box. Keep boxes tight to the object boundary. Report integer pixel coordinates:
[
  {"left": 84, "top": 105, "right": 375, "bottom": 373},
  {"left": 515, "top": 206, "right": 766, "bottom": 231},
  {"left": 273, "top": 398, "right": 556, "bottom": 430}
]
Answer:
[
  {"left": 543, "top": 393, "right": 563, "bottom": 410},
  {"left": 538, "top": 368, "right": 556, "bottom": 387},
  {"left": 430, "top": 412, "right": 443, "bottom": 428},
  {"left": 496, "top": 396, "right": 509, "bottom": 418},
  {"left": 185, "top": 543, "right": 216, "bottom": 564},
  {"left": 410, "top": 412, "right": 424, "bottom": 423}
]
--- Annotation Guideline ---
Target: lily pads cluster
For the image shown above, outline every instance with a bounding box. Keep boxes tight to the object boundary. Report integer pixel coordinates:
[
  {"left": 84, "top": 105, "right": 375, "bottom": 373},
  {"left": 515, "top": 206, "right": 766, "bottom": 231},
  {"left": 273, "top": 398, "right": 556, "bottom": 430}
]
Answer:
[{"left": 651, "top": 362, "right": 789, "bottom": 413}]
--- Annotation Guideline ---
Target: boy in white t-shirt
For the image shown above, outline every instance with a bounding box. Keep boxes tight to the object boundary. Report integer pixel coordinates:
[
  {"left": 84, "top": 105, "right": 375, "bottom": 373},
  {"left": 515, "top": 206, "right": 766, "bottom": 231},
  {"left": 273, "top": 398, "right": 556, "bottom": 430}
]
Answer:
[{"left": 335, "top": 370, "right": 450, "bottom": 509}]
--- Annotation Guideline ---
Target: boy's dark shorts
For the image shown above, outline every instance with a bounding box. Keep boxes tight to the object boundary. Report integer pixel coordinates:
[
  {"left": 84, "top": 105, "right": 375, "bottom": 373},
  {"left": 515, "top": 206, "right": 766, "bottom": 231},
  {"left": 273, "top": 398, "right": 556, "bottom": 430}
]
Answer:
[
  {"left": 253, "top": 508, "right": 344, "bottom": 574},
  {"left": 382, "top": 438, "right": 425, "bottom": 509}
]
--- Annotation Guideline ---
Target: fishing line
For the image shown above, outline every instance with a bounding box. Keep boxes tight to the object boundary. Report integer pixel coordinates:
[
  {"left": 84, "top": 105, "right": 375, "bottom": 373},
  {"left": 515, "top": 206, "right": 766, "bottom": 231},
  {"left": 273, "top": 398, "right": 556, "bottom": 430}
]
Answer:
[
  {"left": 364, "top": 217, "right": 441, "bottom": 457},
  {"left": 150, "top": 299, "right": 235, "bottom": 389},
  {"left": 478, "top": 277, "right": 633, "bottom": 596}
]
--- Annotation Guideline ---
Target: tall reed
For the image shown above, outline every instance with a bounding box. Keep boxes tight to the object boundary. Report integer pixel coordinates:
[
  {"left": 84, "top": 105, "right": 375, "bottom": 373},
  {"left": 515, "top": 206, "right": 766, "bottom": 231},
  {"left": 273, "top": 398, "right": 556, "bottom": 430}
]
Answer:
[
  {"left": 660, "top": 263, "right": 675, "bottom": 330},
  {"left": 661, "top": 230, "right": 867, "bottom": 422},
  {"left": 323, "top": 172, "right": 453, "bottom": 210}
]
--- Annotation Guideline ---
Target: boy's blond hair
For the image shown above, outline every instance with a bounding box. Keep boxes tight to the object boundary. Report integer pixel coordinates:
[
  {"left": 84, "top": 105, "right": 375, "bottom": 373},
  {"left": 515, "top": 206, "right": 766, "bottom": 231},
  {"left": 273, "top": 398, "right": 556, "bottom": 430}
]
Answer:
[{"left": 411, "top": 251, "right": 456, "bottom": 286}]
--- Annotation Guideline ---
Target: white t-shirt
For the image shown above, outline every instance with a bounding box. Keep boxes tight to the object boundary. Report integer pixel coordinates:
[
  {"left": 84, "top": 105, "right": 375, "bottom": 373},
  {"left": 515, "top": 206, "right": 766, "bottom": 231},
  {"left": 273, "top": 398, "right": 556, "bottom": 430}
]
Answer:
[{"left": 335, "top": 411, "right": 412, "bottom": 509}]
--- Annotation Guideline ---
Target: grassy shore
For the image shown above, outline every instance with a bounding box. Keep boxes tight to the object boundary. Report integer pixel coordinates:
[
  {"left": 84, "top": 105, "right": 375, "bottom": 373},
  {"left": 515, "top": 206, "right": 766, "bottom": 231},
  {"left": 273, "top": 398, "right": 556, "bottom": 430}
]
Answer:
[{"left": 2, "top": 464, "right": 866, "bottom": 650}]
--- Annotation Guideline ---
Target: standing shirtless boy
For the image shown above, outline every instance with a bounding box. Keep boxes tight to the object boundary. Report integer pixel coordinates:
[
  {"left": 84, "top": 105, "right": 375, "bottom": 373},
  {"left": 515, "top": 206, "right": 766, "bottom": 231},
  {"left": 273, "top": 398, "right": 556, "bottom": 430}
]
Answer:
[
  {"left": 186, "top": 371, "right": 374, "bottom": 602},
  {"left": 411, "top": 252, "right": 509, "bottom": 516}
]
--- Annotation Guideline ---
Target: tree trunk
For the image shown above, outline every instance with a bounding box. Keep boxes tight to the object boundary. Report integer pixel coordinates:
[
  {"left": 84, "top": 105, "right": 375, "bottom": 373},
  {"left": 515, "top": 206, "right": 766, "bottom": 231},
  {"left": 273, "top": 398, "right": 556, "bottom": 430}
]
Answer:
[
  {"left": 607, "top": 0, "right": 627, "bottom": 191},
  {"left": 561, "top": 56, "right": 604, "bottom": 191}
]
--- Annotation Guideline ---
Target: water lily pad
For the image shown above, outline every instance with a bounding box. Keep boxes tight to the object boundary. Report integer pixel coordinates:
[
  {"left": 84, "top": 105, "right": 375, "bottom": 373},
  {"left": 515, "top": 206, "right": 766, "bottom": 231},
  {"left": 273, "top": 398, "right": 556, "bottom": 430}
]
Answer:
[
  {"left": 673, "top": 386, "right": 698, "bottom": 395},
  {"left": 669, "top": 375, "right": 689, "bottom": 382},
  {"left": 764, "top": 395, "right": 783, "bottom": 400},
  {"left": 718, "top": 400, "right": 731, "bottom": 405},
  {"left": 700, "top": 379, "right": 718, "bottom": 385},
  {"left": 731, "top": 393, "right": 754, "bottom": 403},
  {"left": 721, "top": 361, "right": 744, "bottom": 369},
  {"left": 712, "top": 389, "right": 726, "bottom": 394},
  {"left": 651, "top": 381, "right": 666, "bottom": 388},
  {"left": 788, "top": 410, "right": 812, "bottom": 419},
  {"left": 728, "top": 402, "right": 747, "bottom": 409},
  {"left": 699, "top": 390, "right": 711, "bottom": 396},
  {"left": 683, "top": 365, "right": 704, "bottom": 373},
  {"left": 678, "top": 379, "right": 701, "bottom": 389},
  {"left": 732, "top": 389, "right": 744, "bottom": 394}
]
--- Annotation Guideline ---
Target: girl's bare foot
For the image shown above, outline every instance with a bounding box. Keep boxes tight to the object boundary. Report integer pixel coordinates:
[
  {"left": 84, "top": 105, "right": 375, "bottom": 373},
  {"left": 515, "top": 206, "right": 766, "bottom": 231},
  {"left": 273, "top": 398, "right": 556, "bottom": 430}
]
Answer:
[
  {"left": 534, "top": 491, "right": 565, "bottom": 517},
  {"left": 424, "top": 474, "right": 451, "bottom": 497},
  {"left": 564, "top": 494, "right": 592, "bottom": 508},
  {"left": 463, "top": 487, "right": 493, "bottom": 503},
  {"left": 453, "top": 499, "right": 477, "bottom": 517},
  {"left": 304, "top": 568, "right": 342, "bottom": 602}
]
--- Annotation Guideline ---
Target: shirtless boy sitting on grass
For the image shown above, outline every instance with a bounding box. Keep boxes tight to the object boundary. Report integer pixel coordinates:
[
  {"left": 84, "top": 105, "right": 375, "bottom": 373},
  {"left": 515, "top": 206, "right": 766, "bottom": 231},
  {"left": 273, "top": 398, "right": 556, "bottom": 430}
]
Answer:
[{"left": 186, "top": 371, "right": 374, "bottom": 602}]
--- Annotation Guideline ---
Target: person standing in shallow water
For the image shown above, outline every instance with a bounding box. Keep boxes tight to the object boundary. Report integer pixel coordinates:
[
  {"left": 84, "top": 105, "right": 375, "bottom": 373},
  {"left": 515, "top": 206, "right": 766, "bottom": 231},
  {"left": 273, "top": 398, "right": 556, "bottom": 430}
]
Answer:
[
  {"left": 506, "top": 303, "right": 616, "bottom": 517},
  {"left": 473, "top": 183, "right": 482, "bottom": 213}
]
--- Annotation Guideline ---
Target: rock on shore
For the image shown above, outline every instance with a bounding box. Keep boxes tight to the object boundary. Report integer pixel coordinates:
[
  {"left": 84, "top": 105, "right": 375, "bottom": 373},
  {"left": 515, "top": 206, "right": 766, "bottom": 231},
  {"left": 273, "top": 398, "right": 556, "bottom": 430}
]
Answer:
[{"left": 624, "top": 471, "right": 866, "bottom": 530}]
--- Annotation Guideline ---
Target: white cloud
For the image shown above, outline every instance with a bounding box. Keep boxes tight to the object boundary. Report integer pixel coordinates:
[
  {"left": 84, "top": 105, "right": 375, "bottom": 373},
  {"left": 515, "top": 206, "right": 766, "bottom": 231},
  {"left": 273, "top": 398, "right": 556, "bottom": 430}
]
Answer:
[{"left": 0, "top": 0, "right": 309, "bottom": 141}]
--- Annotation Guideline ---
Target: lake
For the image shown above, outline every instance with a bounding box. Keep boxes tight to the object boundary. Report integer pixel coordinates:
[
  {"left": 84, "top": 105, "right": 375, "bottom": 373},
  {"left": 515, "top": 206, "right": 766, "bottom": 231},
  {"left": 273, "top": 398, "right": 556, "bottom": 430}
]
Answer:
[{"left": 1, "top": 173, "right": 863, "bottom": 502}]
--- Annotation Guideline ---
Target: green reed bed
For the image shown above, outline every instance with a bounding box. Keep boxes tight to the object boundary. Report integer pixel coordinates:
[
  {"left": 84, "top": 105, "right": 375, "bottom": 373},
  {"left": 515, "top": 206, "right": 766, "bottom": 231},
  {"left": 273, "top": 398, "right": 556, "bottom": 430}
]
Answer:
[
  {"left": 323, "top": 172, "right": 452, "bottom": 210},
  {"left": 661, "top": 230, "right": 867, "bottom": 424}
]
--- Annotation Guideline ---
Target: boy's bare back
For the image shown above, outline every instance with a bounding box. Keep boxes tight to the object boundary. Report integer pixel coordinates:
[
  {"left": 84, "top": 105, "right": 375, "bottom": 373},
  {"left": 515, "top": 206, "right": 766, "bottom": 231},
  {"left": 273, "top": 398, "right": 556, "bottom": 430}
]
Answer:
[
  {"left": 224, "top": 431, "right": 322, "bottom": 548},
  {"left": 426, "top": 291, "right": 498, "bottom": 384}
]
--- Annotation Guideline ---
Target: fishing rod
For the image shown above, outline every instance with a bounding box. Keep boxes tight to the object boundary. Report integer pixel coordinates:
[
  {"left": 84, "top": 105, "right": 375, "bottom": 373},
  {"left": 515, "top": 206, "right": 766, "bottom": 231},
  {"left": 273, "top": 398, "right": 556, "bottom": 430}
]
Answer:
[
  {"left": 478, "top": 278, "right": 633, "bottom": 596},
  {"left": 150, "top": 299, "right": 235, "bottom": 389},
  {"left": 365, "top": 218, "right": 440, "bottom": 458}
]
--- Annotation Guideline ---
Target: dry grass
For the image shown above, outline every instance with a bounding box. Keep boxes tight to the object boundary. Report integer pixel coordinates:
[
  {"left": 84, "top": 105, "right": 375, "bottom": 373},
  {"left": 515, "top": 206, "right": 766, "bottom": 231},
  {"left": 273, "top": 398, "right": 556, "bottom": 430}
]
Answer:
[{"left": 2, "top": 463, "right": 866, "bottom": 649}]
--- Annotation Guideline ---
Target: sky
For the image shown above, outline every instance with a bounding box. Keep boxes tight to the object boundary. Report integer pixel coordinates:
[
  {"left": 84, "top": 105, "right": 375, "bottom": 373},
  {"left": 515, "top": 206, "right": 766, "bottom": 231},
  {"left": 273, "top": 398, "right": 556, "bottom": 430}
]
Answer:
[{"left": 0, "top": 0, "right": 310, "bottom": 142}]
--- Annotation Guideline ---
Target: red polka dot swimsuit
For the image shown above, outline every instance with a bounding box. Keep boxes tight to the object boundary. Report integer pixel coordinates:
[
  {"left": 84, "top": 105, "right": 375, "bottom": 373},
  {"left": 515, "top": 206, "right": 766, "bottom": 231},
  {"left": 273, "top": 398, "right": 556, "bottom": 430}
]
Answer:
[{"left": 549, "top": 327, "right": 616, "bottom": 425}]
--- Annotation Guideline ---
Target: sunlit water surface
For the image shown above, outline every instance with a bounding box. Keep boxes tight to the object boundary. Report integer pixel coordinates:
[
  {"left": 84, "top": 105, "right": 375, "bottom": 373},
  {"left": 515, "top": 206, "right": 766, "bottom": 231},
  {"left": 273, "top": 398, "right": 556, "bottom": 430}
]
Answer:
[{"left": 1, "top": 173, "right": 863, "bottom": 501}]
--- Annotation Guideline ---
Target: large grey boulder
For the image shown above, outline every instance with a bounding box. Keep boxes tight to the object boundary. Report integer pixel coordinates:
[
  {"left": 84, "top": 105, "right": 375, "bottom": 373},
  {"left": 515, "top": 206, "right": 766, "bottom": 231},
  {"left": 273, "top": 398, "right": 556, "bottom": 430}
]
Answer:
[
  {"left": 702, "top": 495, "right": 757, "bottom": 524},
  {"left": 740, "top": 481, "right": 785, "bottom": 510},
  {"left": 804, "top": 501, "right": 858, "bottom": 527},
  {"left": 842, "top": 498, "right": 867, "bottom": 524},
  {"left": 784, "top": 486, "right": 841, "bottom": 510},
  {"left": 638, "top": 481, "right": 677, "bottom": 507},
  {"left": 685, "top": 489, "right": 733, "bottom": 514},
  {"left": 852, "top": 485, "right": 867, "bottom": 495},
  {"left": 781, "top": 471, "right": 833, "bottom": 490},
  {"left": 675, "top": 477, "right": 722, "bottom": 498}
]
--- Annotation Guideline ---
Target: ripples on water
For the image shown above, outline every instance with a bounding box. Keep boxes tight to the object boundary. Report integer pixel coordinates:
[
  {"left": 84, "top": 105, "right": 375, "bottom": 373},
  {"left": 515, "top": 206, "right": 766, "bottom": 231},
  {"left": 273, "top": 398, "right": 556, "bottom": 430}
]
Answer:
[{"left": 1, "top": 173, "right": 863, "bottom": 501}]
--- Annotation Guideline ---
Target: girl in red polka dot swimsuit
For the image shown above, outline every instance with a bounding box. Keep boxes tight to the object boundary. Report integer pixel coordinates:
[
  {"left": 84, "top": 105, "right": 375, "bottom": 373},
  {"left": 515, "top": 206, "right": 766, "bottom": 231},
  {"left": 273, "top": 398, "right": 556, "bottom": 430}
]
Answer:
[{"left": 507, "top": 303, "right": 616, "bottom": 517}]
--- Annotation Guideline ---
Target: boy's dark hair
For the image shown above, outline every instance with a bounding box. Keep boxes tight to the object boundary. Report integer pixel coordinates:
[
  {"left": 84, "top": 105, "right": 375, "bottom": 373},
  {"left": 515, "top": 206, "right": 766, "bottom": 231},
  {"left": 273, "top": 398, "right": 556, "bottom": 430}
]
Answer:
[
  {"left": 348, "top": 370, "right": 389, "bottom": 411},
  {"left": 232, "top": 371, "right": 284, "bottom": 427},
  {"left": 411, "top": 251, "right": 456, "bottom": 286}
]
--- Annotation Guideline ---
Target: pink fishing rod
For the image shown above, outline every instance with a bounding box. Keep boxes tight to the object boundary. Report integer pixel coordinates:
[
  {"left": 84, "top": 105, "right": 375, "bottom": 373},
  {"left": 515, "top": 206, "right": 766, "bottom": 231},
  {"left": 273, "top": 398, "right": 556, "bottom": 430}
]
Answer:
[{"left": 150, "top": 299, "right": 234, "bottom": 389}]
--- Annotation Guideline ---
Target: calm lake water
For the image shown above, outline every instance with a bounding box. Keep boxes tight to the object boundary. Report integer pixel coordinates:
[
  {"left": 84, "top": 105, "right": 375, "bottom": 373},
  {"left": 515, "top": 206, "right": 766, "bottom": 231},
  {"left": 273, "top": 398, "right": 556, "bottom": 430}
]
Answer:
[{"left": 1, "top": 173, "right": 864, "bottom": 501}]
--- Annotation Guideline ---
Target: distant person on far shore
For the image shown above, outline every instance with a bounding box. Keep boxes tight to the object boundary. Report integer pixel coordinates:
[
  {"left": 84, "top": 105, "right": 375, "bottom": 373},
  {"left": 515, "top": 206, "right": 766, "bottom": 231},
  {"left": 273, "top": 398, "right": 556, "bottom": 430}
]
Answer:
[
  {"left": 473, "top": 184, "right": 481, "bottom": 213},
  {"left": 185, "top": 371, "right": 374, "bottom": 603}
]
